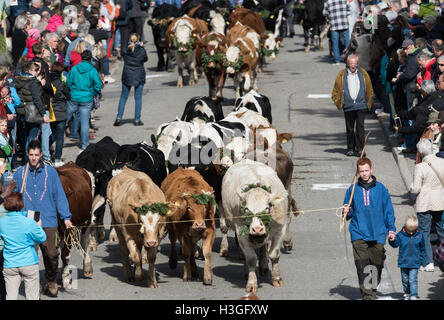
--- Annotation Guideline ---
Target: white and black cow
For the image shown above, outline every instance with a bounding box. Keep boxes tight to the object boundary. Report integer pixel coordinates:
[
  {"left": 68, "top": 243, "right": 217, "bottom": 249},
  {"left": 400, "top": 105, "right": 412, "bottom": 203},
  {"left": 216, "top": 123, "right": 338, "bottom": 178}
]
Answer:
[
  {"left": 148, "top": 4, "right": 180, "bottom": 71},
  {"left": 302, "top": 0, "right": 325, "bottom": 52},
  {"left": 234, "top": 89, "right": 272, "bottom": 123},
  {"left": 181, "top": 96, "right": 224, "bottom": 124}
]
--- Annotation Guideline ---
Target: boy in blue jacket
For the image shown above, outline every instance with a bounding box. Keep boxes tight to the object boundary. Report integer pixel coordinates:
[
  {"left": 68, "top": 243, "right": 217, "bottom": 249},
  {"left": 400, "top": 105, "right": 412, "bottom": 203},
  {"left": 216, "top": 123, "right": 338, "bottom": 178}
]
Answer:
[
  {"left": 389, "top": 215, "right": 426, "bottom": 300},
  {"left": 343, "top": 157, "right": 396, "bottom": 300}
]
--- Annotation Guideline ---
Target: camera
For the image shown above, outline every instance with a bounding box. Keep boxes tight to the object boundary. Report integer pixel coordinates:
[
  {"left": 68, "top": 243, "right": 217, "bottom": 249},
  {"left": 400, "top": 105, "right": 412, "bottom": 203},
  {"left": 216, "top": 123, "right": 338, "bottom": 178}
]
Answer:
[
  {"left": 34, "top": 211, "right": 40, "bottom": 222},
  {"left": 356, "top": 26, "right": 361, "bottom": 34}
]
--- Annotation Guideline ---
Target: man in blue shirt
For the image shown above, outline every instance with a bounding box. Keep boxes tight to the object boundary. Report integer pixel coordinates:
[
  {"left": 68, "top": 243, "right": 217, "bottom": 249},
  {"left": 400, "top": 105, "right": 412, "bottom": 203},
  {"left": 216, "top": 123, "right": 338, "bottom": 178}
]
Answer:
[
  {"left": 343, "top": 157, "right": 396, "bottom": 300},
  {"left": 13, "top": 140, "right": 72, "bottom": 298}
]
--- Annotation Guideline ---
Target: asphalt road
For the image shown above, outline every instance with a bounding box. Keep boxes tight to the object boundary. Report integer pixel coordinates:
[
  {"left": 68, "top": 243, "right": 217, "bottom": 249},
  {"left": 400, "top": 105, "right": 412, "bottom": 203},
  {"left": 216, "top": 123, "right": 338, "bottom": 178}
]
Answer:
[{"left": 21, "top": 23, "right": 444, "bottom": 300}]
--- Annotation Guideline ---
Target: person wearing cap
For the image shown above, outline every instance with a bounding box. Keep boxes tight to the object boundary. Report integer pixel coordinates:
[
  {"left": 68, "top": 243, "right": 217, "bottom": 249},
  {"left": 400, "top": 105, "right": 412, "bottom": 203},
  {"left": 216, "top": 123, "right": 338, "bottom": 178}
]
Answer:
[{"left": 410, "top": 138, "right": 444, "bottom": 272}]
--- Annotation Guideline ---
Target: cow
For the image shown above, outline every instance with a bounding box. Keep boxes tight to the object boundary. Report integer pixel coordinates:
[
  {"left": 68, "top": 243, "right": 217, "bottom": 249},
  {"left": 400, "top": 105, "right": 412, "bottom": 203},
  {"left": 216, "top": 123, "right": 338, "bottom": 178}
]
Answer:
[
  {"left": 224, "top": 36, "right": 259, "bottom": 99},
  {"left": 196, "top": 32, "right": 229, "bottom": 100},
  {"left": 107, "top": 168, "right": 170, "bottom": 287},
  {"left": 224, "top": 108, "right": 271, "bottom": 129},
  {"left": 76, "top": 136, "right": 120, "bottom": 249},
  {"left": 166, "top": 16, "right": 209, "bottom": 87},
  {"left": 56, "top": 162, "right": 94, "bottom": 289},
  {"left": 161, "top": 167, "right": 216, "bottom": 284},
  {"left": 181, "top": 96, "right": 224, "bottom": 124},
  {"left": 229, "top": 8, "right": 282, "bottom": 67},
  {"left": 234, "top": 89, "right": 272, "bottom": 123},
  {"left": 180, "top": 0, "right": 212, "bottom": 16},
  {"left": 113, "top": 142, "right": 167, "bottom": 187},
  {"left": 152, "top": 120, "right": 196, "bottom": 160},
  {"left": 148, "top": 4, "right": 180, "bottom": 71},
  {"left": 302, "top": 0, "right": 325, "bottom": 53},
  {"left": 220, "top": 160, "right": 288, "bottom": 292}
]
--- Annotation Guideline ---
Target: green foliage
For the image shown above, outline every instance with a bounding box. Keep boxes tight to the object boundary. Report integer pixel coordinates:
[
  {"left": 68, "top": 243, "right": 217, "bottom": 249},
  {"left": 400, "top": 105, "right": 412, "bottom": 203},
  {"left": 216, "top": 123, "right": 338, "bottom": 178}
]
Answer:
[
  {"left": 257, "top": 10, "right": 271, "bottom": 19},
  {"left": 201, "top": 51, "right": 224, "bottom": 72},
  {"left": 239, "top": 200, "right": 272, "bottom": 243},
  {"left": 189, "top": 193, "right": 217, "bottom": 207},
  {"left": 242, "top": 183, "right": 272, "bottom": 194},
  {"left": 136, "top": 203, "right": 170, "bottom": 216},
  {"left": 173, "top": 36, "right": 195, "bottom": 57},
  {"left": 223, "top": 54, "right": 244, "bottom": 73},
  {"left": 262, "top": 45, "right": 279, "bottom": 57}
]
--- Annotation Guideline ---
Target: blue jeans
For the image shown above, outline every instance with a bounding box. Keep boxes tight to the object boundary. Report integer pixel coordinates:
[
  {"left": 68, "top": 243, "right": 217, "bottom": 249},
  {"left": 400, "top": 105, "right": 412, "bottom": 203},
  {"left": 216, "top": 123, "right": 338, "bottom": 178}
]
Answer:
[
  {"left": 66, "top": 100, "right": 80, "bottom": 139},
  {"left": 331, "top": 29, "right": 349, "bottom": 63},
  {"left": 401, "top": 268, "right": 418, "bottom": 297},
  {"left": 66, "top": 101, "right": 93, "bottom": 149},
  {"left": 25, "top": 122, "right": 40, "bottom": 154},
  {"left": 50, "top": 120, "right": 66, "bottom": 160},
  {"left": 117, "top": 84, "right": 144, "bottom": 122},
  {"left": 417, "top": 211, "right": 444, "bottom": 264},
  {"left": 41, "top": 111, "right": 52, "bottom": 160}
]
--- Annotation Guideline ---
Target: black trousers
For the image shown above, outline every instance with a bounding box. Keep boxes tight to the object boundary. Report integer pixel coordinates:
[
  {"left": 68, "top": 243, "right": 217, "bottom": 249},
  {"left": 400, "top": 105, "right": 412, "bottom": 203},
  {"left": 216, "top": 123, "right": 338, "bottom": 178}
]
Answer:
[
  {"left": 344, "top": 109, "right": 366, "bottom": 152},
  {"left": 118, "top": 25, "right": 130, "bottom": 55},
  {"left": 130, "top": 17, "right": 143, "bottom": 39}
]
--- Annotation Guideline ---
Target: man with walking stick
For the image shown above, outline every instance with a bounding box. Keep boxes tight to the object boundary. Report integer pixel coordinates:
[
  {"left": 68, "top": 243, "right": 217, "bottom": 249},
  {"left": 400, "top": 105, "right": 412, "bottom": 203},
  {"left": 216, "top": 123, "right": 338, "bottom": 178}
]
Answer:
[{"left": 343, "top": 157, "right": 396, "bottom": 300}]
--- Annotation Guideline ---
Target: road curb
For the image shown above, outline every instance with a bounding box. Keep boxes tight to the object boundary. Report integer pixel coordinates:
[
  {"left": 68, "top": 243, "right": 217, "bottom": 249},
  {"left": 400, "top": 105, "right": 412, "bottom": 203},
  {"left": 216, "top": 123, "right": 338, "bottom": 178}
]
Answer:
[{"left": 377, "top": 115, "right": 416, "bottom": 201}]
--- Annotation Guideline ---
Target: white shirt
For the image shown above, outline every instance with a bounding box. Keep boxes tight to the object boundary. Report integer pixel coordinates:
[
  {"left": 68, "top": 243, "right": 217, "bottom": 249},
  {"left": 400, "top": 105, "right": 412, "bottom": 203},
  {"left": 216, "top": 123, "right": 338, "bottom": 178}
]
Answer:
[{"left": 347, "top": 69, "right": 360, "bottom": 102}]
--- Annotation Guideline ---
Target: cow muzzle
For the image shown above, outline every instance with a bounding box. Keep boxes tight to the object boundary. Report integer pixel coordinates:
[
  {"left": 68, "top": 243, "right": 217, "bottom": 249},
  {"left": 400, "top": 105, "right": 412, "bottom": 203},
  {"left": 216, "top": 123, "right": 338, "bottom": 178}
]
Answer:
[
  {"left": 192, "top": 220, "right": 206, "bottom": 231},
  {"left": 250, "top": 225, "right": 265, "bottom": 236},
  {"left": 208, "top": 61, "right": 216, "bottom": 68},
  {"left": 226, "top": 67, "right": 235, "bottom": 74},
  {"left": 145, "top": 239, "right": 158, "bottom": 247}
]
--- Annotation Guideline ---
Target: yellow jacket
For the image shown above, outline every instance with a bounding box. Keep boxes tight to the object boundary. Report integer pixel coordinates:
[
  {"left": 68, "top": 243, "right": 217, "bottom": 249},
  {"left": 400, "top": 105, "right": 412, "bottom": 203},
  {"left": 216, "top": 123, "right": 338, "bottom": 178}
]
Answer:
[{"left": 331, "top": 68, "right": 374, "bottom": 111}]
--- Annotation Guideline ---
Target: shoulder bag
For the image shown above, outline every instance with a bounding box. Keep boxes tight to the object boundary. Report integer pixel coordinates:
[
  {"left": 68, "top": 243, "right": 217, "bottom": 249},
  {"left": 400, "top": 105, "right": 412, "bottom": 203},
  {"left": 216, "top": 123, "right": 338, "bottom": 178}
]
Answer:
[{"left": 24, "top": 101, "right": 44, "bottom": 124}]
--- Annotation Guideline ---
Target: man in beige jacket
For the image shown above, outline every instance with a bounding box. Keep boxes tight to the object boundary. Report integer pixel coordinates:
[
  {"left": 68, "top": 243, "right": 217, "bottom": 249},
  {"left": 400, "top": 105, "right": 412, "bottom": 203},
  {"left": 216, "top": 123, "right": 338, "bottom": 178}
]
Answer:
[{"left": 410, "top": 139, "right": 444, "bottom": 272}]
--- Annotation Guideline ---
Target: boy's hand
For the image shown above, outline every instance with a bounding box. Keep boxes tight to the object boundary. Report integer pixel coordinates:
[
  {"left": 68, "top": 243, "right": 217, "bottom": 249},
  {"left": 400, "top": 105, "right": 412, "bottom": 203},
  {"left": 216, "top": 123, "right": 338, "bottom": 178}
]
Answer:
[{"left": 343, "top": 205, "right": 350, "bottom": 216}]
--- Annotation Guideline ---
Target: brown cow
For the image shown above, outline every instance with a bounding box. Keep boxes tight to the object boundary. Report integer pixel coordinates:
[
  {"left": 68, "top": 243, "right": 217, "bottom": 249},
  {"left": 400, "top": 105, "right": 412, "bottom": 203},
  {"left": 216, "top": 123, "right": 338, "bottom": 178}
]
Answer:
[
  {"left": 107, "top": 168, "right": 169, "bottom": 288},
  {"left": 166, "top": 16, "right": 209, "bottom": 87},
  {"left": 196, "top": 31, "right": 228, "bottom": 100},
  {"left": 161, "top": 167, "right": 216, "bottom": 284},
  {"left": 56, "top": 162, "right": 94, "bottom": 289}
]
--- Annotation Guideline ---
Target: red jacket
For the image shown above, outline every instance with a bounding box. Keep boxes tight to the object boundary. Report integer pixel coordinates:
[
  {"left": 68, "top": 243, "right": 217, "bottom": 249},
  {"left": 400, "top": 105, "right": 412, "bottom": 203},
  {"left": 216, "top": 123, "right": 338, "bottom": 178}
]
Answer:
[{"left": 418, "top": 58, "right": 436, "bottom": 86}]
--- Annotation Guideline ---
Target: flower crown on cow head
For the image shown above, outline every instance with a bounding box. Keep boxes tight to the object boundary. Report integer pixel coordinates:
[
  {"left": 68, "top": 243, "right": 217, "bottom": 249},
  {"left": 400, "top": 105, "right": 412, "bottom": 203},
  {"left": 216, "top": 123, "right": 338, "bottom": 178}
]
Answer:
[{"left": 136, "top": 203, "right": 171, "bottom": 216}]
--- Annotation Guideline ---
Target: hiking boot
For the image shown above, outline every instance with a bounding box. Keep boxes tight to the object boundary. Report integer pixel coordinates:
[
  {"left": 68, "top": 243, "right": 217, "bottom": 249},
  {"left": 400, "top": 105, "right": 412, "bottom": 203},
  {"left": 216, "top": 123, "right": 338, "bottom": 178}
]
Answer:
[
  {"left": 346, "top": 150, "right": 354, "bottom": 156},
  {"left": 113, "top": 119, "right": 121, "bottom": 127},
  {"left": 134, "top": 120, "right": 144, "bottom": 126}
]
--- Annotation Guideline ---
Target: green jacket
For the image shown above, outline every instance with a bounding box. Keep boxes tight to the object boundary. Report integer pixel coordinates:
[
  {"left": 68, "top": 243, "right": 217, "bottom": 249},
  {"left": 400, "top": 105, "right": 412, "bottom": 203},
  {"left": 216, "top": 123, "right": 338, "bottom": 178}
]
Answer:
[
  {"left": 0, "top": 133, "right": 12, "bottom": 172},
  {"left": 66, "top": 62, "right": 102, "bottom": 103},
  {"left": 418, "top": 3, "right": 437, "bottom": 19}
]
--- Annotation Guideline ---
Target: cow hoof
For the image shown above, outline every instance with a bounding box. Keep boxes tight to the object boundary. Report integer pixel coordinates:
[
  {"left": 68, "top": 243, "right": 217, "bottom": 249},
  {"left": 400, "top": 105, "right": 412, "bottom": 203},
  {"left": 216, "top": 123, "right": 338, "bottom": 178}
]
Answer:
[
  {"left": 148, "top": 282, "right": 158, "bottom": 288},
  {"left": 142, "top": 257, "right": 148, "bottom": 264},
  {"left": 98, "top": 229, "right": 106, "bottom": 241},
  {"left": 246, "top": 283, "right": 258, "bottom": 293},
  {"left": 203, "top": 276, "right": 213, "bottom": 285},
  {"left": 88, "top": 244, "right": 97, "bottom": 252},
  {"left": 194, "top": 249, "right": 200, "bottom": 259},
  {"left": 109, "top": 229, "right": 118, "bottom": 242},
  {"left": 283, "top": 241, "right": 293, "bottom": 252},
  {"left": 304, "top": 47, "right": 310, "bottom": 53},
  {"left": 220, "top": 225, "right": 228, "bottom": 234},
  {"left": 272, "top": 278, "right": 284, "bottom": 287},
  {"left": 177, "top": 82, "right": 183, "bottom": 88},
  {"left": 257, "top": 68, "right": 263, "bottom": 73},
  {"left": 254, "top": 86, "right": 259, "bottom": 92},
  {"left": 219, "top": 249, "right": 228, "bottom": 257},
  {"left": 189, "top": 81, "right": 195, "bottom": 86},
  {"left": 259, "top": 267, "right": 269, "bottom": 277},
  {"left": 83, "top": 271, "right": 93, "bottom": 278}
]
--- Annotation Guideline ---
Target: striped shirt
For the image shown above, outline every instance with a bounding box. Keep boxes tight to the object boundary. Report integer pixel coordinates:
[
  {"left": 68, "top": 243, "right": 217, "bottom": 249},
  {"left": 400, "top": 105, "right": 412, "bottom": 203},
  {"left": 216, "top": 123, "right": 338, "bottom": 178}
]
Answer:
[{"left": 323, "top": 0, "right": 351, "bottom": 31}]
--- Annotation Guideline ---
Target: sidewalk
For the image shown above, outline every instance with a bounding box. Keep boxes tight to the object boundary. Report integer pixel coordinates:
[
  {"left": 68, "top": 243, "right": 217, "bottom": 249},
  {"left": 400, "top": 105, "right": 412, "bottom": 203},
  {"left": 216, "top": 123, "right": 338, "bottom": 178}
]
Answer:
[{"left": 377, "top": 114, "right": 416, "bottom": 201}]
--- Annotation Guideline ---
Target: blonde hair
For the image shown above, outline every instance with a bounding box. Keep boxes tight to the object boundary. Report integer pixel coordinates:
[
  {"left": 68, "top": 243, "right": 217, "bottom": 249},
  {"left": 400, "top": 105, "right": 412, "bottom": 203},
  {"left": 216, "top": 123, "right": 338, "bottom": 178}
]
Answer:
[
  {"left": 405, "top": 215, "right": 418, "bottom": 231},
  {"left": 128, "top": 33, "right": 140, "bottom": 52},
  {"left": 73, "top": 40, "right": 88, "bottom": 54}
]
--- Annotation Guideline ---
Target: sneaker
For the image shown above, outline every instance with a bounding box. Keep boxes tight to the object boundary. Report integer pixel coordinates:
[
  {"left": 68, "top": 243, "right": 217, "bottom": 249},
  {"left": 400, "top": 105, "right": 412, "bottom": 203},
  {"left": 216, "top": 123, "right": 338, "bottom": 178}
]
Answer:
[
  {"left": 113, "top": 119, "right": 121, "bottom": 127},
  {"left": 410, "top": 296, "right": 418, "bottom": 300},
  {"left": 104, "top": 76, "right": 116, "bottom": 84},
  {"left": 54, "top": 160, "right": 65, "bottom": 167},
  {"left": 42, "top": 158, "right": 54, "bottom": 167},
  {"left": 346, "top": 150, "right": 354, "bottom": 156},
  {"left": 396, "top": 146, "right": 406, "bottom": 152},
  {"left": 78, "top": 148, "right": 85, "bottom": 155},
  {"left": 89, "top": 133, "right": 95, "bottom": 139},
  {"left": 375, "top": 108, "right": 384, "bottom": 114},
  {"left": 403, "top": 294, "right": 410, "bottom": 300},
  {"left": 424, "top": 263, "right": 434, "bottom": 272},
  {"left": 134, "top": 120, "right": 144, "bottom": 126}
]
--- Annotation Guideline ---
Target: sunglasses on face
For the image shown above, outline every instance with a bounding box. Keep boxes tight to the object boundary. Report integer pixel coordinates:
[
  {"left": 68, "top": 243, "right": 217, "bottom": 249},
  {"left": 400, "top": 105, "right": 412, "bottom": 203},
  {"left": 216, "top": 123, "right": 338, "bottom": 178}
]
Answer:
[{"left": 439, "top": 64, "right": 444, "bottom": 66}]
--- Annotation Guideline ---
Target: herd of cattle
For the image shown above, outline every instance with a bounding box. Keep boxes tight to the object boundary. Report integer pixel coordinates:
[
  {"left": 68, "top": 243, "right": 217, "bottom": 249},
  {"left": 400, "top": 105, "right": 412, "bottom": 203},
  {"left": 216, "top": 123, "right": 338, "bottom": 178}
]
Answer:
[
  {"left": 148, "top": 0, "right": 286, "bottom": 100},
  {"left": 53, "top": 88, "right": 297, "bottom": 293}
]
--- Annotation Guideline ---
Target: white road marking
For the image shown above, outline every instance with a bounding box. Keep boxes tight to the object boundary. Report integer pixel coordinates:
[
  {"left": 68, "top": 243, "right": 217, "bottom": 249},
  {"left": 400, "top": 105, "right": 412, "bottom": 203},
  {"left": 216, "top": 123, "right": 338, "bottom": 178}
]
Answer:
[
  {"left": 146, "top": 74, "right": 170, "bottom": 79},
  {"left": 312, "top": 183, "right": 349, "bottom": 191},
  {"left": 307, "top": 94, "right": 330, "bottom": 99}
]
